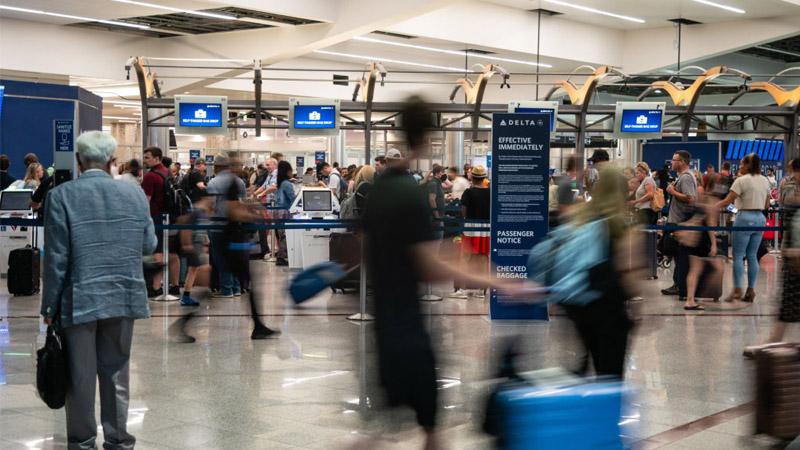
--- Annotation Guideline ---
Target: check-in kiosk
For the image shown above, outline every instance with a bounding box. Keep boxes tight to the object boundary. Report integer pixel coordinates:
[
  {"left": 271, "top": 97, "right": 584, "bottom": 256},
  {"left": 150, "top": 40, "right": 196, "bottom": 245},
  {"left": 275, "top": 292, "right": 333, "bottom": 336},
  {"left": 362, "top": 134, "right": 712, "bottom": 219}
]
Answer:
[
  {"left": 286, "top": 187, "right": 343, "bottom": 269},
  {"left": 0, "top": 190, "right": 37, "bottom": 276}
]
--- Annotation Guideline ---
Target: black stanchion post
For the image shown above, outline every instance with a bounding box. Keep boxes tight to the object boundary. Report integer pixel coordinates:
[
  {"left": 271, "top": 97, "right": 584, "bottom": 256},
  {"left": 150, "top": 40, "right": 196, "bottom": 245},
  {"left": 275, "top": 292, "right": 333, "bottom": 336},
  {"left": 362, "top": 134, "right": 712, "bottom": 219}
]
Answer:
[
  {"left": 153, "top": 213, "right": 178, "bottom": 302},
  {"left": 348, "top": 234, "right": 374, "bottom": 321}
]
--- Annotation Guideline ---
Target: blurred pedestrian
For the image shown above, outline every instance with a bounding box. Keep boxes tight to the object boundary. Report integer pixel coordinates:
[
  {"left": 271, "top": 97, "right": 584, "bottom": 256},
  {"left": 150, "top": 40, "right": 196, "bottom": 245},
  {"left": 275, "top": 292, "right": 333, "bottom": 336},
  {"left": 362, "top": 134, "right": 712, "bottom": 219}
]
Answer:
[
  {"left": 715, "top": 153, "right": 771, "bottom": 302},
  {"left": 362, "top": 96, "right": 527, "bottom": 450},
  {"left": 41, "top": 131, "right": 156, "bottom": 449}
]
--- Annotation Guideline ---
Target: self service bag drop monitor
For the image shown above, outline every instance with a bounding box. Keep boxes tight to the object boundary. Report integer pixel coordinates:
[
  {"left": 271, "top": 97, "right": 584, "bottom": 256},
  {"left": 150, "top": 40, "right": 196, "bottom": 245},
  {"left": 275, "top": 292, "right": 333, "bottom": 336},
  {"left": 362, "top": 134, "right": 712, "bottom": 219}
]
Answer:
[
  {"left": 289, "top": 98, "right": 341, "bottom": 136},
  {"left": 174, "top": 95, "right": 228, "bottom": 136},
  {"left": 613, "top": 101, "right": 666, "bottom": 139}
]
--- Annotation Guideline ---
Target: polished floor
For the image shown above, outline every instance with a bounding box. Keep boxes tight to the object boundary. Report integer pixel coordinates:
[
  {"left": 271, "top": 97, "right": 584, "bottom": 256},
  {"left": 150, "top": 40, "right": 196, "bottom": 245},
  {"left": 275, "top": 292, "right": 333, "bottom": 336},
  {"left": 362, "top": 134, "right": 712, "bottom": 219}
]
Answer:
[{"left": 1, "top": 253, "right": 798, "bottom": 449}]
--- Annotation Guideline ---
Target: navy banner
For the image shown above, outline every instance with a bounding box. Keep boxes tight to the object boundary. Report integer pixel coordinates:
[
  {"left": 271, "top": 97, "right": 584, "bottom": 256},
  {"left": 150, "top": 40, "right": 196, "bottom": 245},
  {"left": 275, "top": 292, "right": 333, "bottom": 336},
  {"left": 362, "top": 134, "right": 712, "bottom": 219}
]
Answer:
[{"left": 490, "top": 113, "right": 550, "bottom": 320}]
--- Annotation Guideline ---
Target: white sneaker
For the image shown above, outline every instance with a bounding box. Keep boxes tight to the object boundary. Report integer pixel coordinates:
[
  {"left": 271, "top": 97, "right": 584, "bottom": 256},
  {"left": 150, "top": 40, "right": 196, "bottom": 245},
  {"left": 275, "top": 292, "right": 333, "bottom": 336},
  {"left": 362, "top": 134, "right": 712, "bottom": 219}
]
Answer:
[
  {"left": 448, "top": 289, "right": 468, "bottom": 299},
  {"left": 472, "top": 291, "right": 486, "bottom": 299}
]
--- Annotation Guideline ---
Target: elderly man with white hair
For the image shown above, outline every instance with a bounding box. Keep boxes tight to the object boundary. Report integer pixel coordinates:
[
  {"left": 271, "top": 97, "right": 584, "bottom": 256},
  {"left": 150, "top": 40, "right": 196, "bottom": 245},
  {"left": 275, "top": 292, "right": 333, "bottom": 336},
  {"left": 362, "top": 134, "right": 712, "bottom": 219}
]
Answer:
[{"left": 41, "top": 131, "right": 157, "bottom": 450}]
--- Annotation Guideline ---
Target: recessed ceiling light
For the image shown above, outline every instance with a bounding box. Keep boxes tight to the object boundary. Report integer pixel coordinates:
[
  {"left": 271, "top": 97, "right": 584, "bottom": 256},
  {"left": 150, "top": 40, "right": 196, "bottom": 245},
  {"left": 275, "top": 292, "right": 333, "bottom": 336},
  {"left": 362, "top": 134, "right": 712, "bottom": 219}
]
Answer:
[
  {"left": 543, "top": 0, "right": 645, "bottom": 23},
  {"left": 111, "top": 0, "right": 236, "bottom": 20},
  {"left": 104, "top": 115, "right": 140, "bottom": 120},
  {"left": 690, "top": 0, "right": 746, "bottom": 14},
  {"left": 313, "top": 50, "right": 466, "bottom": 72},
  {"left": 354, "top": 36, "right": 552, "bottom": 68},
  {"left": 0, "top": 5, "right": 149, "bottom": 29}
]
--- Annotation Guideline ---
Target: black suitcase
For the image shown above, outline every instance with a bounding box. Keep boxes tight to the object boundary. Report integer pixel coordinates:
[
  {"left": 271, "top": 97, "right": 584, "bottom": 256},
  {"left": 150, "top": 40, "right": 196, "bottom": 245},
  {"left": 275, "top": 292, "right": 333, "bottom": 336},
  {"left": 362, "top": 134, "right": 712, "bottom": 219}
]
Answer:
[
  {"left": 643, "top": 230, "right": 658, "bottom": 280},
  {"left": 8, "top": 245, "right": 40, "bottom": 296},
  {"left": 329, "top": 232, "right": 360, "bottom": 293}
]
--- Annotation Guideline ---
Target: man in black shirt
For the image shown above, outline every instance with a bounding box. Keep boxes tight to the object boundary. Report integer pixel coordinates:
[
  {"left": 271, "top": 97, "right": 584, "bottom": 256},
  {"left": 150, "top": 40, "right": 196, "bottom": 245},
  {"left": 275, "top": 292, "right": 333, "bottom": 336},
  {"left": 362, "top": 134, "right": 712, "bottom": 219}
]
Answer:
[
  {"left": 362, "top": 97, "right": 528, "bottom": 450},
  {"left": 0, "top": 155, "right": 16, "bottom": 191},
  {"left": 426, "top": 164, "right": 446, "bottom": 239},
  {"left": 182, "top": 160, "right": 207, "bottom": 203}
]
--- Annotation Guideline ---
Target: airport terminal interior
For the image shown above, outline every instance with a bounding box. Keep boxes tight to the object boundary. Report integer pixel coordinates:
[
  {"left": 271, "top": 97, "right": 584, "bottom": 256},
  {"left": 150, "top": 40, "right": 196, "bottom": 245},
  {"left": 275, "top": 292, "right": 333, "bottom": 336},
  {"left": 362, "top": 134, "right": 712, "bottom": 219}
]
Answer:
[{"left": 2, "top": 1, "right": 800, "bottom": 449}]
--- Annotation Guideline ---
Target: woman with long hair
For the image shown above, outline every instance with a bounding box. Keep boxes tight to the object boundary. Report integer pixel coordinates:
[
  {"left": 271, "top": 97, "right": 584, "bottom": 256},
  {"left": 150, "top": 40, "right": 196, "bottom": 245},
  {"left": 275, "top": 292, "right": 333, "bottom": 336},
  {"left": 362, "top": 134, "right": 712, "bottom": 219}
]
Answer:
[
  {"left": 715, "top": 153, "right": 772, "bottom": 302},
  {"left": 564, "top": 168, "right": 640, "bottom": 378},
  {"left": 23, "top": 162, "right": 44, "bottom": 189},
  {"left": 274, "top": 160, "right": 296, "bottom": 266}
]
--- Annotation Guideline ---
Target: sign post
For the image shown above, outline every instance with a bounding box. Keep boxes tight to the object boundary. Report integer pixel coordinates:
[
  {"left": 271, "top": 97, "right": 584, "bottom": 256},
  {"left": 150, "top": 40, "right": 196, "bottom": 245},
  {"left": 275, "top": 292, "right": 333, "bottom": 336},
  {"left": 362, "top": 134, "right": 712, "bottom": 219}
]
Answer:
[
  {"left": 314, "top": 151, "right": 326, "bottom": 165},
  {"left": 296, "top": 156, "right": 305, "bottom": 169},
  {"left": 490, "top": 113, "right": 550, "bottom": 320},
  {"left": 53, "top": 119, "right": 75, "bottom": 186},
  {"left": 189, "top": 149, "right": 200, "bottom": 163}
]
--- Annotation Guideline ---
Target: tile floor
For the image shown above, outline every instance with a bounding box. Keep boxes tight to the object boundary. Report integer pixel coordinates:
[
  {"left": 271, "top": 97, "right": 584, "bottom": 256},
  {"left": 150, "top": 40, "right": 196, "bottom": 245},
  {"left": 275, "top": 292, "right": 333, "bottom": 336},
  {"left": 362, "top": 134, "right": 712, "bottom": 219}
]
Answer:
[{"left": 1, "top": 253, "right": 798, "bottom": 449}]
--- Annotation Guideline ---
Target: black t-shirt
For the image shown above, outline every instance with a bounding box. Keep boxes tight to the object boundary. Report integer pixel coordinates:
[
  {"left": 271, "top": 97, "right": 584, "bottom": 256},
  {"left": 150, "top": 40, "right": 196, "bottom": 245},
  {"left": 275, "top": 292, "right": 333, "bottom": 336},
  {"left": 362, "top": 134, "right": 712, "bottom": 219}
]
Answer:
[
  {"left": 460, "top": 187, "right": 490, "bottom": 220},
  {"left": 426, "top": 177, "right": 445, "bottom": 216},
  {"left": 182, "top": 170, "right": 206, "bottom": 203},
  {"left": 364, "top": 168, "right": 434, "bottom": 334}
]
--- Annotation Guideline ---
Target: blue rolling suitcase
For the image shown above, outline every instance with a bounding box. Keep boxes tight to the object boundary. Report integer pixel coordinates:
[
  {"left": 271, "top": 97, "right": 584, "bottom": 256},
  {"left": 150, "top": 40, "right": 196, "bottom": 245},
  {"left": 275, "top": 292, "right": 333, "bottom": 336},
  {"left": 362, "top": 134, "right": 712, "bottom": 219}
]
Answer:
[{"left": 496, "top": 374, "right": 630, "bottom": 450}]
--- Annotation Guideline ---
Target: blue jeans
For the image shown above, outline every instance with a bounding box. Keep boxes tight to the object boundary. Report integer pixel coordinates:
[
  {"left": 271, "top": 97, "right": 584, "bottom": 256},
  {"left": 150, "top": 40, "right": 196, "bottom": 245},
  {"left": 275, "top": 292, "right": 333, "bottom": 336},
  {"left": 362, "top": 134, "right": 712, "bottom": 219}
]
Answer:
[
  {"left": 209, "top": 232, "right": 241, "bottom": 296},
  {"left": 732, "top": 211, "right": 765, "bottom": 289}
]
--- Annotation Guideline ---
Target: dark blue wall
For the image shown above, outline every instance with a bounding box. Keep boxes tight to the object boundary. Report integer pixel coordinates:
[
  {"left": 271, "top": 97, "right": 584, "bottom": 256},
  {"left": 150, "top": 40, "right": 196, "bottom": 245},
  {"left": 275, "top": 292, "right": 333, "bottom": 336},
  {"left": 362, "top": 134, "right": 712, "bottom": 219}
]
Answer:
[
  {"left": 642, "top": 140, "right": 722, "bottom": 174},
  {"left": 0, "top": 79, "right": 102, "bottom": 179}
]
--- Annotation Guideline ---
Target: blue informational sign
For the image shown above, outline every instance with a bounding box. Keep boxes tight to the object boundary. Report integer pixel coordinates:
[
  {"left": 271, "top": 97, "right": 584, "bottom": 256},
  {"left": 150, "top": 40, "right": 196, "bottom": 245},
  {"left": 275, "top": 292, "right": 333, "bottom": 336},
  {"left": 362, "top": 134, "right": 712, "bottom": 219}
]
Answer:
[
  {"left": 178, "top": 103, "right": 223, "bottom": 128},
  {"left": 296, "top": 156, "right": 305, "bottom": 168},
  {"left": 189, "top": 149, "right": 201, "bottom": 162},
  {"left": 294, "top": 105, "right": 336, "bottom": 129},
  {"left": 314, "top": 151, "right": 326, "bottom": 165},
  {"left": 620, "top": 109, "right": 663, "bottom": 133},
  {"left": 54, "top": 120, "right": 74, "bottom": 152},
  {"left": 205, "top": 155, "right": 214, "bottom": 164},
  {"left": 490, "top": 113, "right": 550, "bottom": 320},
  {"left": 515, "top": 107, "right": 557, "bottom": 132}
]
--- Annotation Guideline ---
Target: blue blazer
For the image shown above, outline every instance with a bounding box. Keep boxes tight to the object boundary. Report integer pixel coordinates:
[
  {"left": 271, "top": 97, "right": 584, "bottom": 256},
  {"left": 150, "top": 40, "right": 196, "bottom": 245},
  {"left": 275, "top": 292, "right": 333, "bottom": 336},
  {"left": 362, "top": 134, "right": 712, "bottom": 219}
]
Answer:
[{"left": 41, "top": 170, "right": 157, "bottom": 327}]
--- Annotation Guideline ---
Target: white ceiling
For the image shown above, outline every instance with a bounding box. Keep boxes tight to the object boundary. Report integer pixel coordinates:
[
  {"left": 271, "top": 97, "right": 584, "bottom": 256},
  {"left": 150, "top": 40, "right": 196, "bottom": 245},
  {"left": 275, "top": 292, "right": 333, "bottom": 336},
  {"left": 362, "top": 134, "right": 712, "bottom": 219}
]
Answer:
[{"left": 486, "top": 0, "right": 800, "bottom": 29}]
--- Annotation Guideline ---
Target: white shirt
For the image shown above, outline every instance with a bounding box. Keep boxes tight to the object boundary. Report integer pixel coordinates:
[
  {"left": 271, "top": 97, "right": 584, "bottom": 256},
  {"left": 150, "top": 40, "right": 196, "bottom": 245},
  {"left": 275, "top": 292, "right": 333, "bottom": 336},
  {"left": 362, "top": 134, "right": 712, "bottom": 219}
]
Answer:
[
  {"left": 328, "top": 169, "right": 342, "bottom": 194},
  {"left": 119, "top": 172, "right": 140, "bottom": 187},
  {"left": 450, "top": 176, "right": 470, "bottom": 200}
]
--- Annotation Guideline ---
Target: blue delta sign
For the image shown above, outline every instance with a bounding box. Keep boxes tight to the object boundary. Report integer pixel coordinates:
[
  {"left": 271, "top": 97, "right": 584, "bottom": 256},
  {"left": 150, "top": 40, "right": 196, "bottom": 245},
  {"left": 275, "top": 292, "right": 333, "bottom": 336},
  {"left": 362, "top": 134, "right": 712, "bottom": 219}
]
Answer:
[{"left": 294, "top": 105, "right": 336, "bottom": 129}]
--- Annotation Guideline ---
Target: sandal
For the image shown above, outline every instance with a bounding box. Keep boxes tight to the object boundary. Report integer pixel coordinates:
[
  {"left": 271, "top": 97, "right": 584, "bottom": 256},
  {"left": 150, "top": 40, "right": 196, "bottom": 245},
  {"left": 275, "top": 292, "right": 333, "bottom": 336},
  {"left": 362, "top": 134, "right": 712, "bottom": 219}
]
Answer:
[{"left": 684, "top": 304, "right": 705, "bottom": 311}]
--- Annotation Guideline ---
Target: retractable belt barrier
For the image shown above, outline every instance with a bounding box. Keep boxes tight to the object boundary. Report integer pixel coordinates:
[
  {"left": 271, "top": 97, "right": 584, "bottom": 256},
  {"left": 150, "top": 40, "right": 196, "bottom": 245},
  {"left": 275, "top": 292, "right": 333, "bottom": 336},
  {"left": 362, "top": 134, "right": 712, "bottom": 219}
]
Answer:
[{"left": 0, "top": 217, "right": 785, "bottom": 233}]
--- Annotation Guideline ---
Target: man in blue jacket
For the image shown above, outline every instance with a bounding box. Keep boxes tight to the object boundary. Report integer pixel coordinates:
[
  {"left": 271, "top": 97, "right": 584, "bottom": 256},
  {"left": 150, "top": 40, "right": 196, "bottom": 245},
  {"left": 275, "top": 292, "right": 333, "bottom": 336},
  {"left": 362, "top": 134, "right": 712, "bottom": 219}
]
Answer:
[{"left": 41, "top": 131, "right": 157, "bottom": 450}]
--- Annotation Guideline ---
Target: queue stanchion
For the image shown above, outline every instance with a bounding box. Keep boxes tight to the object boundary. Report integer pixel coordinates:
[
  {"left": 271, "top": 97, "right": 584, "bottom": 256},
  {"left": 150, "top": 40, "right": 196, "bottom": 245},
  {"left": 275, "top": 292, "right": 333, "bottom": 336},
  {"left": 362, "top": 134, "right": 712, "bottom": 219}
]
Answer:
[
  {"left": 153, "top": 213, "right": 179, "bottom": 302},
  {"left": 348, "top": 233, "right": 374, "bottom": 321},
  {"left": 421, "top": 221, "right": 443, "bottom": 302}
]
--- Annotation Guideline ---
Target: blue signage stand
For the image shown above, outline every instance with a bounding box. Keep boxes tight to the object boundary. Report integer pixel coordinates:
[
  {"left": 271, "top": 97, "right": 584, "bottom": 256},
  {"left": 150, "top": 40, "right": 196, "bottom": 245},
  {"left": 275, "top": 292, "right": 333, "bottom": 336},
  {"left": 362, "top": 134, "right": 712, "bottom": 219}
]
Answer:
[
  {"left": 54, "top": 120, "right": 74, "bottom": 152},
  {"left": 205, "top": 155, "right": 214, "bottom": 164},
  {"left": 296, "top": 156, "right": 305, "bottom": 169},
  {"left": 314, "top": 151, "right": 326, "bottom": 165},
  {"left": 189, "top": 149, "right": 201, "bottom": 162},
  {"left": 490, "top": 113, "right": 550, "bottom": 320}
]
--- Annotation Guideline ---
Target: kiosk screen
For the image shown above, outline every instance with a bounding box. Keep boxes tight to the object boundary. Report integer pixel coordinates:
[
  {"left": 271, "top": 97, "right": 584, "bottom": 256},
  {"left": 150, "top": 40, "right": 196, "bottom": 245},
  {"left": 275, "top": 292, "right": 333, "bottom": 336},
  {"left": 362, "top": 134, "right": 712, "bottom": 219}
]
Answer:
[
  {"left": 0, "top": 191, "right": 33, "bottom": 211},
  {"left": 302, "top": 191, "right": 332, "bottom": 212}
]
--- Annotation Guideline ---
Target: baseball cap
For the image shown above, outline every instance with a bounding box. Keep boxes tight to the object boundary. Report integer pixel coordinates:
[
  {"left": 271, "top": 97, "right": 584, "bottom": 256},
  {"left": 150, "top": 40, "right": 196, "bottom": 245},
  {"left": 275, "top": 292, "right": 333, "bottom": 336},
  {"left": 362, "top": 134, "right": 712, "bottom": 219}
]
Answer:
[
  {"left": 385, "top": 148, "right": 403, "bottom": 160},
  {"left": 588, "top": 150, "right": 610, "bottom": 163}
]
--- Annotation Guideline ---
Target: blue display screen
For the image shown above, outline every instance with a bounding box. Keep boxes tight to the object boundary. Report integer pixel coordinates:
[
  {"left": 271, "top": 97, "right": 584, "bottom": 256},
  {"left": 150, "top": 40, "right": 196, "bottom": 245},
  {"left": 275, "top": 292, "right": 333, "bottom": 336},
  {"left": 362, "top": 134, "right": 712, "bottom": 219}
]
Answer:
[
  {"left": 294, "top": 105, "right": 336, "bottom": 129},
  {"left": 0, "top": 85, "right": 4, "bottom": 122},
  {"left": 620, "top": 108, "right": 663, "bottom": 133},
  {"left": 179, "top": 103, "right": 223, "bottom": 128},
  {"left": 515, "top": 107, "right": 556, "bottom": 132}
]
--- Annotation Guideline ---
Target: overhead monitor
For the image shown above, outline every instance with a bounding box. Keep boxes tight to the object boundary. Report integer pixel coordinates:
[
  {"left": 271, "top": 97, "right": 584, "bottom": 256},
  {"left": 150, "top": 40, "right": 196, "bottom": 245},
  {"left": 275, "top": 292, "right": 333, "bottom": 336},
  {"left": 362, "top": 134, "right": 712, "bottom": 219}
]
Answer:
[
  {"left": 289, "top": 98, "right": 340, "bottom": 136},
  {"left": 0, "top": 190, "right": 33, "bottom": 211},
  {"left": 508, "top": 101, "right": 559, "bottom": 133},
  {"left": 302, "top": 190, "right": 333, "bottom": 212},
  {"left": 614, "top": 102, "right": 666, "bottom": 139},
  {"left": 174, "top": 95, "right": 228, "bottom": 135}
]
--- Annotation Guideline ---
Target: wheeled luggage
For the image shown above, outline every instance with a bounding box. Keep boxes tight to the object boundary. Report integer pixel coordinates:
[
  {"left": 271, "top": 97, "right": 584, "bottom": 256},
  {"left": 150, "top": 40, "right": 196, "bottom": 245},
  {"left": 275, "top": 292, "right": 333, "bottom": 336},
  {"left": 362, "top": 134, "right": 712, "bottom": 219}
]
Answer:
[
  {"left": 8, "top": 245, "right": 40, "bottom": 296},
  {"left": 329, "top": 232, "right": 360, "bottom": 293},
  {"left": 643, "top": 230, "right": 658, "bottom": 280},
  {"left": 695, "top": 257, "right": 723, "bottom": 301},
  {"left": 493, "top": 369, "right": 629, "bottom": 450},
  {"left": 755, "top": 343, "right": 800, "bottom": 440}
]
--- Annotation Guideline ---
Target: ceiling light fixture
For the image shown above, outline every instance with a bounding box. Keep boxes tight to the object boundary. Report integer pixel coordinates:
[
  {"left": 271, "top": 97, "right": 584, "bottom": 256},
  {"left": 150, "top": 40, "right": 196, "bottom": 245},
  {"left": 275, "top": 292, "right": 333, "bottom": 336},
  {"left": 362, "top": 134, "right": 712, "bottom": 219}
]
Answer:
[
  {"left": 0, "top": 5, "right": 150, "bottom": 29},
  {"left": 313, "top": 50, "right": 466, "bottom": 72},
  {"left": 354, "top": 36, "right": 552, "bottom": 68},
  {"left": 104, "top": 115, "right": 140, "bottom": 120},
  {"left": 754, "top": 45, "right": 800, "bottom": 58},
  {"left": 690, "top": 0, "right": 746, "bottom": 14},
  {"left": 111, "top": 0, "right": 235, "bottom": 20},
  {"left": 543, "top": 0, "right": 645, "bottom": 23}
]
